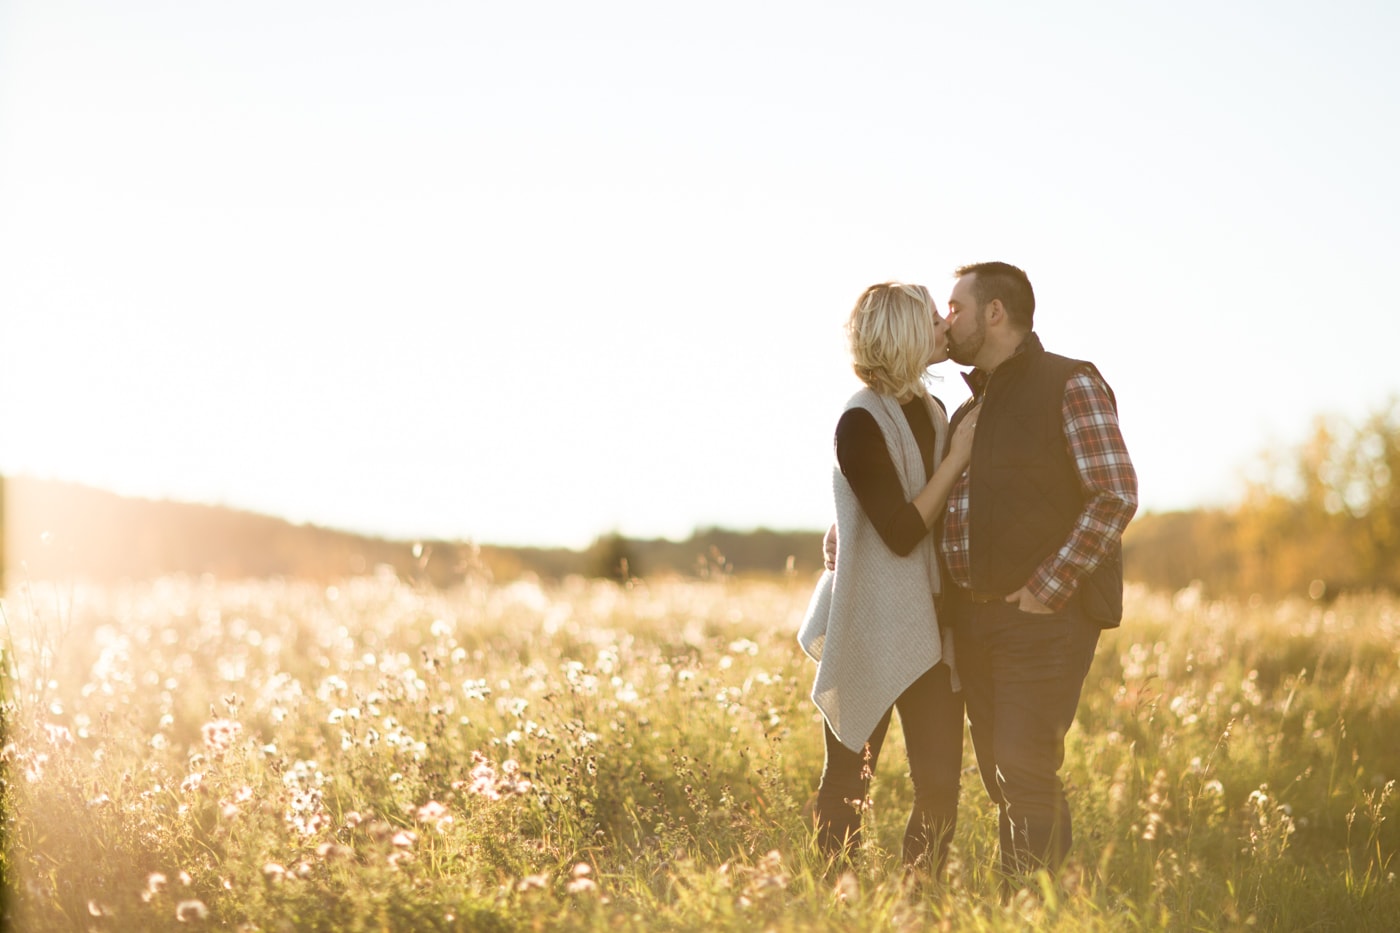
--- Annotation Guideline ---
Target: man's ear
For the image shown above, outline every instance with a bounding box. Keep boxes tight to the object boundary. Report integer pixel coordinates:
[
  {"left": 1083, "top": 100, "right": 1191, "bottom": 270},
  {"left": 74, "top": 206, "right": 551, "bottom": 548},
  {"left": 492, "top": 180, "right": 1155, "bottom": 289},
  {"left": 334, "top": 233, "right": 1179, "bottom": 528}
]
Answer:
[{"left": 985, "top": 298, "right": 1006, "bottom": 327}]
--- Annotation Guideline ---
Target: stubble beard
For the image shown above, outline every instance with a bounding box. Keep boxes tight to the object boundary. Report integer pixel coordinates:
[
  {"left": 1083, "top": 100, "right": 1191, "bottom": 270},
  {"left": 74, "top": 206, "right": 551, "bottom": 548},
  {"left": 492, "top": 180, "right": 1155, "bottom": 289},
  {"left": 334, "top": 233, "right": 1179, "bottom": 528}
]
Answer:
[{"left": 947, "top": 313, "right": 985, "bottom": 367}]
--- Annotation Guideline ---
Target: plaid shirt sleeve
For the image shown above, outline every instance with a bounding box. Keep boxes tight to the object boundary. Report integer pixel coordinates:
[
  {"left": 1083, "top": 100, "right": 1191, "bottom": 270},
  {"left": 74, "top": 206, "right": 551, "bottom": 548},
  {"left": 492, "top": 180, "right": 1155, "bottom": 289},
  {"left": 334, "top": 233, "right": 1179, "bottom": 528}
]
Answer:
[{"left": 1026, "top": 370, "right": 1139, "bottom": 610}]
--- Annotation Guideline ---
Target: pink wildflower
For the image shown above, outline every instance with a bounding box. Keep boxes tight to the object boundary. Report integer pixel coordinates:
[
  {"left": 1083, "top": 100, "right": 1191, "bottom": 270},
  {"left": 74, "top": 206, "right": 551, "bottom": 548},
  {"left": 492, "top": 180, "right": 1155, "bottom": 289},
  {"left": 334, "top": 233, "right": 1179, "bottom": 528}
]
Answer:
[
  {"left": 416, "top": 800, "right": 453, "bottom": 830},
  {"left": 201, "top": 719, "right": 242, "bottom": 758}
]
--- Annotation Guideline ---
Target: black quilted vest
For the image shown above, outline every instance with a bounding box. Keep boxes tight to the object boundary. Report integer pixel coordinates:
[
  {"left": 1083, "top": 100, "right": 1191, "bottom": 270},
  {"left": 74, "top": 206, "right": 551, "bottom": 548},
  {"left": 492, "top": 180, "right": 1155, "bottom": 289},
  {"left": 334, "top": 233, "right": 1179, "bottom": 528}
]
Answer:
[{"left": 949, "top": 336, "right": 1124, "bottom": 626}]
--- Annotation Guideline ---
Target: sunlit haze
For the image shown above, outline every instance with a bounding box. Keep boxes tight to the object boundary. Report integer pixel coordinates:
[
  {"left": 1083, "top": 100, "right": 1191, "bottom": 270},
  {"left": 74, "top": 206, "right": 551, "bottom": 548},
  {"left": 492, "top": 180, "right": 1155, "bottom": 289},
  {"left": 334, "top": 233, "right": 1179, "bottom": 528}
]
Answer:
[{"left": 3, "top": 1, "right": 1397, "bottom": 548}]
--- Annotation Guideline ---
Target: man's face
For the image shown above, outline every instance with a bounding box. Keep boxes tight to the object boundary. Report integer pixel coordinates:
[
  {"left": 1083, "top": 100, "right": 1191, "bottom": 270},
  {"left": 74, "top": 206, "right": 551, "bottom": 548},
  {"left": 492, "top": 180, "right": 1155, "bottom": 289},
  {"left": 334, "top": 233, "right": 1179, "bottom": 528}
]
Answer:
[{"left": 946, "top": 274, "right": 986, "bottom": 366}]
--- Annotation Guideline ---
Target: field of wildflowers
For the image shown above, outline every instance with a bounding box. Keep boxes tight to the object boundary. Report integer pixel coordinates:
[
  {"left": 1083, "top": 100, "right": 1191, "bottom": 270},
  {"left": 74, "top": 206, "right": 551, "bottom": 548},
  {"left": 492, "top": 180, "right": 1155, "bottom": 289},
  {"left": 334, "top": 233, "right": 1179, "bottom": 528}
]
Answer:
[{"left": 3, "top": 572, "right": 1398, "bottom": 930}]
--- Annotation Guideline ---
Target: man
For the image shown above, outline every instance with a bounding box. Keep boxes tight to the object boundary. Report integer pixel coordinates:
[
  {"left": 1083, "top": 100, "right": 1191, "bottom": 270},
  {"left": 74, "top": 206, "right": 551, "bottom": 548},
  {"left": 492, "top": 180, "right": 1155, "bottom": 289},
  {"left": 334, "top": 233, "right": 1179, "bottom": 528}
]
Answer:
[{"left": 940, "top": 261, "right": 1137, "bottom": 882}]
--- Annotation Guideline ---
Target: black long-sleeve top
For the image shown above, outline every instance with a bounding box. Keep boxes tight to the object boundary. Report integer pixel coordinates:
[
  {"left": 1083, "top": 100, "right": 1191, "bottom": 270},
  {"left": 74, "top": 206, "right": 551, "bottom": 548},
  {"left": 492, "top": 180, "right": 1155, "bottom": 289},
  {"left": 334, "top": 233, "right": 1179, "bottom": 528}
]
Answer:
[{"left": 834, "top": 398, "right": 941, "bottom": 557}]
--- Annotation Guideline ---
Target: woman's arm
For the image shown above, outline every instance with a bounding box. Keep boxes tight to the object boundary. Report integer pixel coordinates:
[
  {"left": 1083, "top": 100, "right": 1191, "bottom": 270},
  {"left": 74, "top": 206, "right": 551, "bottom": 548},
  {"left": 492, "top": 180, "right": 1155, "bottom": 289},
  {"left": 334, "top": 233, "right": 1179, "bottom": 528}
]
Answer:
[
  {"left": 834, "top": 404, "right": 977, "bottom": 556},
  {"left": 907, "top": 407, "right": 977, "bottom": 527}
]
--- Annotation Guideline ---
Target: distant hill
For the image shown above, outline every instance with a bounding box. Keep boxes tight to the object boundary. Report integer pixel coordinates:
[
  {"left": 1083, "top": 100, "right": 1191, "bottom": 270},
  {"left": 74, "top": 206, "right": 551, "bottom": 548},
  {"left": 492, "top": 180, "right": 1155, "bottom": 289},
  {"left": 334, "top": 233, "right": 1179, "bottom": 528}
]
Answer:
[
  {"left": 0, "top": 476, "right": 827, "bottom": 586},
  {"left": 6, "top": 476, "right": 1235, "bottom": 594},
  {"left": 3, "top": 475, "right": 421, "bottom": 584}
]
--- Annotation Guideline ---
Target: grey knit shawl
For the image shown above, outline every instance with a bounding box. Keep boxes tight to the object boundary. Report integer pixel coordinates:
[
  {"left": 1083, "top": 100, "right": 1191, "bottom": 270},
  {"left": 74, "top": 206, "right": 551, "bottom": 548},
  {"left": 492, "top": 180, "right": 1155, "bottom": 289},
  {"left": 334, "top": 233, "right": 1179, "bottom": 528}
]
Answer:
[{"left": 797, "top": 386, "right": 957, "bottom": 751}]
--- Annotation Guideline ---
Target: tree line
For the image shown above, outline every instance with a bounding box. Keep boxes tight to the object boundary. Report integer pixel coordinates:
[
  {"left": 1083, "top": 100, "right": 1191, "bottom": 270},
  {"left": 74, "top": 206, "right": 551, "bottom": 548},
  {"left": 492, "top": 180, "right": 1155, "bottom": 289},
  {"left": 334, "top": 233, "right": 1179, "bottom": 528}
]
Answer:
[
  {"left": 0, "top": 476, "right": 826, "bottom": 587},
  {"left": 5, "top": 399, "right": 1395, "bottom": 597},
  {"left": 1123, "top": 398, "right": 1399, "bottom": 599}
]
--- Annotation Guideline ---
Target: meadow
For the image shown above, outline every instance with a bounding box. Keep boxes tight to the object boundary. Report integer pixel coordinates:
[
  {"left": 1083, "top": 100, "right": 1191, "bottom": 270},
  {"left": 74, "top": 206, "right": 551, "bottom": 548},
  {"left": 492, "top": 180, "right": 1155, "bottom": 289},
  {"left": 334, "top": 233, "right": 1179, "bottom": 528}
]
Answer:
[{"left": 2, "top": 571, "right": 1397, "bottom": 931}]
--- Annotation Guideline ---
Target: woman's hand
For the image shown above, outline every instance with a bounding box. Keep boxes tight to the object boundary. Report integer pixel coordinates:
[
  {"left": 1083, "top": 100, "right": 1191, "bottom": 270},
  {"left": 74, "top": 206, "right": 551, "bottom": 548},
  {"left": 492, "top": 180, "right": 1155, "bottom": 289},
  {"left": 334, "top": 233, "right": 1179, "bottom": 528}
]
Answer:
[
  {"left": 947, "top": 403, "right": 981, "bottom": 467},
  {"left": 910, "top": 403, "right": 980, "bottom": 528}
]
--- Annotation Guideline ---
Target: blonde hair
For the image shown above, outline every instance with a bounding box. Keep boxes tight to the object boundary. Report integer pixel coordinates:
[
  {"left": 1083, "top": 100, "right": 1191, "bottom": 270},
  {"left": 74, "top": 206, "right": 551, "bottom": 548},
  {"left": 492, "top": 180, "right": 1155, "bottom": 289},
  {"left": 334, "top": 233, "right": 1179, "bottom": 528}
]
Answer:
[{"left": 846, "top": 282, "right": 937, "bottom": 398}]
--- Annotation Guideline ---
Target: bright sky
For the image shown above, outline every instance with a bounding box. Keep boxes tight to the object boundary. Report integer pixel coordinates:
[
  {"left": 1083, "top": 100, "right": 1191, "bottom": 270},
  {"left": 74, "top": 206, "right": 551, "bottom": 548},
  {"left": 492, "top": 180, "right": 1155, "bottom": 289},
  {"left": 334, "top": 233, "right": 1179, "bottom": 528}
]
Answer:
[{"left": 3, "top": 1, "right": 1398, "bottom": 549}]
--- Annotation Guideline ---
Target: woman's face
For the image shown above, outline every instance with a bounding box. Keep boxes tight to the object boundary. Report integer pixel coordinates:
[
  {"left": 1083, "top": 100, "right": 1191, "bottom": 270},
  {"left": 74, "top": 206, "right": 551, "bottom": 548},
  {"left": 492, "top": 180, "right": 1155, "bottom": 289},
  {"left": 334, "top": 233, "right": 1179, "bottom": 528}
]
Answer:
[{"left": 927, "top": 304, "right": 951, "bottom": 366}]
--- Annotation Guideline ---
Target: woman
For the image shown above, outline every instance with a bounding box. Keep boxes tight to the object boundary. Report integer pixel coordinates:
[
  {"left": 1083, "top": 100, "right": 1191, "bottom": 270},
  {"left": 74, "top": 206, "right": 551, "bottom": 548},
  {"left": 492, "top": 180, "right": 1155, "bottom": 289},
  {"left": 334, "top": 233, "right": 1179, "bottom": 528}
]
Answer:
[{"left": 798, "top": 281, "right": 977, "bottom": 875}]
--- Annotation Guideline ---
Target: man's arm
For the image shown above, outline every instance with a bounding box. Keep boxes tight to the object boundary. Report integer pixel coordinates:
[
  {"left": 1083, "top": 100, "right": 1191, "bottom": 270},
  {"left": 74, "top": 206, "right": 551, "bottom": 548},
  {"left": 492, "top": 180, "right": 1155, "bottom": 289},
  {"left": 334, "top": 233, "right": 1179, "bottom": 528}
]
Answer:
[{"left": 1015, "top": 369, "right": 1138, "bottom": 612}]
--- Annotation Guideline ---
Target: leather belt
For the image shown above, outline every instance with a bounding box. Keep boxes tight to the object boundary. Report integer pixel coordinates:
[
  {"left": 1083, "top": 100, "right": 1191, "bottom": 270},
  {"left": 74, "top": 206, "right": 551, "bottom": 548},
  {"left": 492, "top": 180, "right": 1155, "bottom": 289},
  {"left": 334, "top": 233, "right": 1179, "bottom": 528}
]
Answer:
[{"left": 967, "top": 590, "right": 1005, "bottom": 604}]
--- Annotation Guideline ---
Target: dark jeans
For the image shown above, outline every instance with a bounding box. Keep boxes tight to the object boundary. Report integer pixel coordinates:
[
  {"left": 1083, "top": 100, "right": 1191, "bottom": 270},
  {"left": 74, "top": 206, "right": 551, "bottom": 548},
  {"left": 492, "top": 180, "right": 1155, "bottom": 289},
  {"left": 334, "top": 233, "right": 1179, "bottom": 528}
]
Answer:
[
  {"left": 951, "top": 594, "right": 1099, "bottom": 880},
  {"left": 813, "top": 662, "right": 963, "bottom": 873}
]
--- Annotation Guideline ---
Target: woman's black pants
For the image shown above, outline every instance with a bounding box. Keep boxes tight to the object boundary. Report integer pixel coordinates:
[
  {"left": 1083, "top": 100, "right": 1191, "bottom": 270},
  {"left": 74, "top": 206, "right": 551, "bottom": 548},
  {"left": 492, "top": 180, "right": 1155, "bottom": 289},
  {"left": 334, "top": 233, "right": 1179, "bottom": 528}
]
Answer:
[{"left": 813, "top": 661, "right": 963, "bottom": 872}]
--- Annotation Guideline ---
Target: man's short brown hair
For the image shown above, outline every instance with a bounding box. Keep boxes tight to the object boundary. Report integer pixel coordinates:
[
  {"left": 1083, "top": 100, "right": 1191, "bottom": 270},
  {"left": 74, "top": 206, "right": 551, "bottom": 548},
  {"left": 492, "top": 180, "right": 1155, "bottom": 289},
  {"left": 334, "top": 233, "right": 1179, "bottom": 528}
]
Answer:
[{"left": 954, "top": 261, "right": 1035, "bottom": 332}]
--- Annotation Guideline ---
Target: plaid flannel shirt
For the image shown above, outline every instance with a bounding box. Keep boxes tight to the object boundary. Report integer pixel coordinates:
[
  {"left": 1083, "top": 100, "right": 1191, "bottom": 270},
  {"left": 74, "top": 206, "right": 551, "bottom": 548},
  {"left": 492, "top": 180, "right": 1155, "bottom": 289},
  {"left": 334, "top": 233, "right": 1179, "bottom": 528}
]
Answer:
[{"left": 941, "top": 366, "right": 1138, "bottom": 611}]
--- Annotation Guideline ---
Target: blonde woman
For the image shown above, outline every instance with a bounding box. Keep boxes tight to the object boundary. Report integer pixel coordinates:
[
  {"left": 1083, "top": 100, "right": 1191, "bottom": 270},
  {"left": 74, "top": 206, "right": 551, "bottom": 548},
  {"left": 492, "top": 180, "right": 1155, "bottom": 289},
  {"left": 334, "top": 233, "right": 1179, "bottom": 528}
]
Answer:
[{"left": 798, "top": 282, "right": 977, "bottom": 874}]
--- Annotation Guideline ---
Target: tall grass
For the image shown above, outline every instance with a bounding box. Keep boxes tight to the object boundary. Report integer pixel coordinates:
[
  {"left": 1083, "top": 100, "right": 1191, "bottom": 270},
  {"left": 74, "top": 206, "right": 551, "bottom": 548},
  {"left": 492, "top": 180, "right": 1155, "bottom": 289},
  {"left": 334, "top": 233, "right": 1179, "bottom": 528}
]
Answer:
[{"left": 2, "top": 573, "right": 1397, "bottom": 930}]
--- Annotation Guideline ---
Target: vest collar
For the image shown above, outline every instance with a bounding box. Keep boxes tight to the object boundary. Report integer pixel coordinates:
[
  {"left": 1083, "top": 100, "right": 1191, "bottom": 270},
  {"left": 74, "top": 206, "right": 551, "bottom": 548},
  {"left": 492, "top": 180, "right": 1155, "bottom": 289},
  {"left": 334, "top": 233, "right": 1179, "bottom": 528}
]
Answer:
[{"left": 960, "top": 332, "right": 1044, "bottom": 398}]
